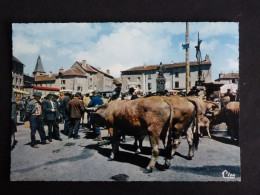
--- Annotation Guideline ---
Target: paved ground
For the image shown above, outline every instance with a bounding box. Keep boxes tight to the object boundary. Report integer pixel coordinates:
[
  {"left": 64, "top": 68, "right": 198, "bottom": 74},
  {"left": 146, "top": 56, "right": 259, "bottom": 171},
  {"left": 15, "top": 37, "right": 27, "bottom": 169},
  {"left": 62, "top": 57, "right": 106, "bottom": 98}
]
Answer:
[{"left": 10, "top": 121, "right": 241, "bottom": 182}]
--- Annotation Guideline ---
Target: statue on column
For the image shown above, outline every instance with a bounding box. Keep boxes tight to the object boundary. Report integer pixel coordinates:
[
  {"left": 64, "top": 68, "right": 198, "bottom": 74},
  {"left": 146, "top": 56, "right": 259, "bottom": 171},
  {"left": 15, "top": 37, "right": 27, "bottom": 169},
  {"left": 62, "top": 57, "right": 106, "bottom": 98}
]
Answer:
[{"left": 156, "top": 62, "right": 166, "bottom": 95}]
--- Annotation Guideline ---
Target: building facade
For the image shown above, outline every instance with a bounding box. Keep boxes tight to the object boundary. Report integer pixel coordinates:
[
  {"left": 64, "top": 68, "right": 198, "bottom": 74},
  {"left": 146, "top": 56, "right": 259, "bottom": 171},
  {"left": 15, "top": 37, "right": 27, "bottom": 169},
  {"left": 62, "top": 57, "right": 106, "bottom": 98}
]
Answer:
[
  {"left": 12, "top": 56, "right": 24, "bottom": 89},
  {"left": 32, "top": 57, "right": 118, "bottom": 95},
  {"left": 121, "top": 55, "right": 212, "bottom": 94},
  {"left": 215, "top": 72, "right": 239, "bottom": 85},
  {"left": 56, "top": 68, "right": 88, "bottom": 94}
]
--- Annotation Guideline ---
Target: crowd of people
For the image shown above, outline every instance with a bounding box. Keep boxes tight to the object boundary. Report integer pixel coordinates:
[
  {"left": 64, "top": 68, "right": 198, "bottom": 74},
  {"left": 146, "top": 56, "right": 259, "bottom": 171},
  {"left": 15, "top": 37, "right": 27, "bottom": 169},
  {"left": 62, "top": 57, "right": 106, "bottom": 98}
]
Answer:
[{"left": 17, "top": 86, "right": 139, "bottom": 148}]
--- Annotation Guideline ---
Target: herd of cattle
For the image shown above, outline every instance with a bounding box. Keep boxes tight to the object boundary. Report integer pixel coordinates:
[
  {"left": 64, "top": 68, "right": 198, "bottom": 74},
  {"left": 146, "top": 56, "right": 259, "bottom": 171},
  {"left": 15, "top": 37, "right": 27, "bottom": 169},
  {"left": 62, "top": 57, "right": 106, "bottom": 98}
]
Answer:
[{"left": 90, "top": 95, "right": 240, "bottom": 173}]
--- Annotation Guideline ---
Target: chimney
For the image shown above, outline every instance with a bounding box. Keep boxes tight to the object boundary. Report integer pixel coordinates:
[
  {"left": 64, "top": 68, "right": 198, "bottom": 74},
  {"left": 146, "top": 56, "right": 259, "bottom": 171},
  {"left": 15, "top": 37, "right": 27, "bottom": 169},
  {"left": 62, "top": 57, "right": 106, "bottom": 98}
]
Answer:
[
  {"left": 82, "top": 60, "right": 87, "bottom": 68},
  {"left": 219, "top": 71, "right": 224, "bottom": 79},
  {"left": 106, "top": 69, "right": 110, "bottom": 75},
  {"left": 205, "top": 54, "right": 210, "bottom": 61},
  {"left": 59, "top": 68, "right": 64, "bottom": 73}
]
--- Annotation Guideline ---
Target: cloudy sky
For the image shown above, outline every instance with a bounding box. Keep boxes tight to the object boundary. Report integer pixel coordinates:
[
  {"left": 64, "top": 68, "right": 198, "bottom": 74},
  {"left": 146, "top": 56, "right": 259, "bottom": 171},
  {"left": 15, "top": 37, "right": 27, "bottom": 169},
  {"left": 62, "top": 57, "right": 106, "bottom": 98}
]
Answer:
[{"left": 12, "top": 22, "right": 238, "bottom": 80}]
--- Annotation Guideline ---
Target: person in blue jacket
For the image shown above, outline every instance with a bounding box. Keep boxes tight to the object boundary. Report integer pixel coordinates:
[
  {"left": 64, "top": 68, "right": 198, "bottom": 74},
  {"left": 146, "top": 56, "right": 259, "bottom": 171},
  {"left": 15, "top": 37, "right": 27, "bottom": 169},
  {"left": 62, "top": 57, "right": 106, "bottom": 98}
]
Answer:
[{"left": 87, "top": 90, "right": 103, "bottom": 141}]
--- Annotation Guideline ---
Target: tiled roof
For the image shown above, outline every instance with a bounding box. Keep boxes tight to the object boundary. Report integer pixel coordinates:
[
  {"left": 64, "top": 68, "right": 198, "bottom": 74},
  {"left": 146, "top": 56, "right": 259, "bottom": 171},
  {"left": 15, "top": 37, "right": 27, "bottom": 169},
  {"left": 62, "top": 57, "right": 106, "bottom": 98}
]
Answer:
[
  {"left": 121, "top": 60, "right": 211, "bottom": 73},
  {"left": 113, "top": 78, "right": 122, "bottom": 85},
  {"left": 12, "top": 56, "right": 24, "bottom": 65},
  {"left": 34, "top": 56, "right": 45, "bottom": 73},
  {"left": 35, "top": 74, "right": 58, "bottom": 82},
  {"left": 62, "top": 68, "right": 86, "bottom": 76},
  {"left": 76, "top": 61, "right": 97, "bottom": 73},
  {"left": 220, "top": 73, "right": 239, "bottom": 79},
  {"left": 90, "top": 66, "right": 113, "bottom": 78}
]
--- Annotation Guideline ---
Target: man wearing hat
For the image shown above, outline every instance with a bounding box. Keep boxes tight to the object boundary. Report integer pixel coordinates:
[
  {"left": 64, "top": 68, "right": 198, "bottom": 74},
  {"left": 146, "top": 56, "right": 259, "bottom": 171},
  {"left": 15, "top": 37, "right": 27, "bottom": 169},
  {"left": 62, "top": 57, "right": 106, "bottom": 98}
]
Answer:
[
  {"left": 42, "top": 92, "right": 62, "bottom": 142},
  {"left": 87, "top": 90, "right": 103, "bottom": 141},
  {"left": 62, "top": 92, "right": 72, "bottom": 135},
  {"left": 68, "top": 92, "right": 85, "bottom": 139},
  {"left": 25, "top": 91, "right": 50, "bottom": 148},
  {"left": 125, "top": 87, "right": 138, "bottom": 100}
]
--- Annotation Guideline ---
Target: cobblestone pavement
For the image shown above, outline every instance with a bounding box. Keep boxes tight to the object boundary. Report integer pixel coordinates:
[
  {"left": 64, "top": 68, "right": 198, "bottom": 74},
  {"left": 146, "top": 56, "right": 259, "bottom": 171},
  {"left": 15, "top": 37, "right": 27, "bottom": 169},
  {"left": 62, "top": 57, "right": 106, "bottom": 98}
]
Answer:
[{"left": 10, "top": 121, "right": 241, "bottom": 182}]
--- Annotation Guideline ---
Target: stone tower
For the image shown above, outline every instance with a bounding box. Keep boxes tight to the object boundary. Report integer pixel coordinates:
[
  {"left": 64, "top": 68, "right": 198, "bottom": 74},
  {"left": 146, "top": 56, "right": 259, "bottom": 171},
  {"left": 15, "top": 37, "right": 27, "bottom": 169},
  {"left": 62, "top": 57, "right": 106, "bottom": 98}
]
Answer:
[{"left": 33, "top": 55, "right": 46, "bottom": 77}]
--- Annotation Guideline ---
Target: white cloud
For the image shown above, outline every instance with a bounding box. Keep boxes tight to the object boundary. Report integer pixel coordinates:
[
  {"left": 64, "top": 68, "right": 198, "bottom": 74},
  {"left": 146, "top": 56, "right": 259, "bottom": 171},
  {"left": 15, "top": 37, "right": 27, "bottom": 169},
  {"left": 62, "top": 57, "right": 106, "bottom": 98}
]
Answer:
[
  {"left": 190, "top": 22, "right": 238, "bottom": 38},
  {"left": 57, "top": 48, "right": 73, "bottom": 56},
  {"left": 226, "top": 44, "right": 238, "bottom": 52},
  {"left": 12, "top": 35, "right": 40, "bottom": 55},
  {"left": 72, "top": 23, "right": 174, "bottom": 77},
  {"left": 227, "top": 58, "right": 239, "bottom": 71},
  {"left": 42, "top": 39, "right": 55, "bottom": 48},
  {"left": 12, "top": 22, "right": 239, "bottom": 80}
]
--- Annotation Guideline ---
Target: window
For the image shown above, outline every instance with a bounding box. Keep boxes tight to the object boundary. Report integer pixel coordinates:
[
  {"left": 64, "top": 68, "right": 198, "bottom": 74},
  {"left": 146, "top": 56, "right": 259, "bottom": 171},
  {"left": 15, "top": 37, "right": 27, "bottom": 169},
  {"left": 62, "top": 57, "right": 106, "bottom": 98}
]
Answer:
[
  {"left": 175, "top": 72, "right": 179, "bottom": 78},
  {"left": 148, "top": 74, "right": 151, "bottom": 80},
  {"left": 128, "top": 77, "right": 131, "bottom": 81},
  {"left": 90, "top": 78, "right": 93, "bottom": 82},
  {"left": 138, "top": 85, "right": 141, "bottom": 89},
  {"left": 175, "top": 82, "right": 179, "bottom": 88},
  {"left": 77, "top": 86, "right": 82, "bottom": 91},
  {"left": 137, "top": 77, "right": 140, "bottom": 81},
  {"left": 61, "top": 80, "right": 66, "bottom": 84},
  {"left": 61, "top": 87, "right": 66, "bottom": 90},
  {"left": 148, "top": 83, "right": 152, "bottom": 90}
]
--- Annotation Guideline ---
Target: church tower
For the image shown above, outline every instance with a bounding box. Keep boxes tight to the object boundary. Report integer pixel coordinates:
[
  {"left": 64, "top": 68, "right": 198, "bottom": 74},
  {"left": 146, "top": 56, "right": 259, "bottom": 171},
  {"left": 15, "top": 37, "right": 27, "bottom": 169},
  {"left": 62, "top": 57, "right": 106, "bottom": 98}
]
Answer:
[{"left": 33, "top": 55, "right": 46, "bottom": 77}]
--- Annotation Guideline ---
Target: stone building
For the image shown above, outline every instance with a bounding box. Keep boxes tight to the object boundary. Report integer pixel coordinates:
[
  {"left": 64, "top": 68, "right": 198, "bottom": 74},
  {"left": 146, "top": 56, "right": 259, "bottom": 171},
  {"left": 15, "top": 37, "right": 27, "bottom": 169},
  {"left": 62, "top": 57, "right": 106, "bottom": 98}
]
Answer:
[
  {"left": 56, "top": 67, "right": 88, "bottom": 94},
  {"left": 71, "top": 60, "right": 115, "bottom": 92},
  {"left": 31, "top": 57, "right": 117, "bottom": 95},
  {"left": 90, "top": 66, "right": 114, "bottom": 91},
  {"left": 121, "top": 55, "right": 212, "bottom": 94},
  {"left": 215, "top": 72, "right": 239, "bottom": 85},
  {"left": 12, "top": 56, "right": 24, "bottom": 89}
]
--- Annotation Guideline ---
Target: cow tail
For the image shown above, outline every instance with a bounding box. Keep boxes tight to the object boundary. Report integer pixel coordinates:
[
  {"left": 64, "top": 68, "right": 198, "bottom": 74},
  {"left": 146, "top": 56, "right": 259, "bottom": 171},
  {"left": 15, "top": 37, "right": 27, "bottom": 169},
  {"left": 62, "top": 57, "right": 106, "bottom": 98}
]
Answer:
[
  {"left": 161, "top": 98, "right": 173, "bottom": 147},
  {"left": 187, "top": 97, "right": 200, "bottom": 150}
]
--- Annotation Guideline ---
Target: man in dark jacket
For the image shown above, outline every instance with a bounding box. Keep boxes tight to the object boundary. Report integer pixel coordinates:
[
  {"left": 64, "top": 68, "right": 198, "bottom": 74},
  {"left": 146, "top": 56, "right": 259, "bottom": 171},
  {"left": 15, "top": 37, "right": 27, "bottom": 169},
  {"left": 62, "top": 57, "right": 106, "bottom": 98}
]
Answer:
[
  {"left": 68, "top": 92, "right": 85, "bottom": 139},
  {"left": 26, "top": 92, "right": 50, "bottom": 148},
  {"left": 87, "top": 90, "right": 104, "bottom": 141},
  {"left": 42, "top": 92, "right": 62, "bottom": 142},
  {"left": 62, "top": 92, "right": 72, "bottom": 135}
]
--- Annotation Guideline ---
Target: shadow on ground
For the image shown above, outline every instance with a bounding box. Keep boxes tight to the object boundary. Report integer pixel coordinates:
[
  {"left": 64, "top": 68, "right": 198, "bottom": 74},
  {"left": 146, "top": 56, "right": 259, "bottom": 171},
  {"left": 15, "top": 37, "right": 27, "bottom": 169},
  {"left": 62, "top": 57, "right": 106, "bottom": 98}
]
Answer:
[{"left": 211, "top": 135, "right": 239, "bottom": 146}]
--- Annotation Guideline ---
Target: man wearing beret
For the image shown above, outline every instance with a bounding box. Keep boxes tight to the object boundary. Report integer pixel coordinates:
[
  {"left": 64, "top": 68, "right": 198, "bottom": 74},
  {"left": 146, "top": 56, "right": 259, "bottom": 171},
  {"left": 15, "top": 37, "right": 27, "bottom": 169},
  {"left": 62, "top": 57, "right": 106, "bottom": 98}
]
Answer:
[
  {"left": 25, "top": 92, "right": 50, "bottom": 148},
  {"left": 42, "top": 92, "right": 62, "bottom": 142},
  {"left": 68, "top": 92, "right": 85, "bottom": 139}
]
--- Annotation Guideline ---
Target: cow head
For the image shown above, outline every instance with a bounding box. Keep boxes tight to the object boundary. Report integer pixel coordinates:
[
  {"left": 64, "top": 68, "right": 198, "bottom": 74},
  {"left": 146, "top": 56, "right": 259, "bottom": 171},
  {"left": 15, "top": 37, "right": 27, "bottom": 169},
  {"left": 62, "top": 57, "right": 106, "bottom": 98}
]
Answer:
[{"left": 93, "top": 103, "right": 111, "bottom": 128}]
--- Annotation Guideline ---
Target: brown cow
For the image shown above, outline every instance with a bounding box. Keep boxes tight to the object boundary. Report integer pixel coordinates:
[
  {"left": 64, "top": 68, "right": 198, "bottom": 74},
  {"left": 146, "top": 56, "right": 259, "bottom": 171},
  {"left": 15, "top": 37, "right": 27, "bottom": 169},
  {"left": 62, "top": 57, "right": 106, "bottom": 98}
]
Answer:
[
  {"left": 94, "top": 96, "right": 199, "bottom": 173},
  {"left": 212, "top": 101, "right": 240, "bottom": 141},
  {"left": 198, "top": 116, "right": 211, "bottom": 138},
  {"left": 186, "top": 96, "right": 219, "bottom": 117},
  {"left": 161, "top": 96, "right": 200, "bottom": 159},
  {"left": 186, "top": 96, "right": 219, "bottom": 139}
]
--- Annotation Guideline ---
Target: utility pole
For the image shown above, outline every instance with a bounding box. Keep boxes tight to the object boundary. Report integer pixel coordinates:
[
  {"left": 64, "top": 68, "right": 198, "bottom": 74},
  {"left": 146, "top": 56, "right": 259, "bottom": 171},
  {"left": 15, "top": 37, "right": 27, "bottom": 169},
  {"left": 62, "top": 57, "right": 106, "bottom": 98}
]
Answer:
[{"left": 185, "top": 22, "right": 190, "bottom": 93}]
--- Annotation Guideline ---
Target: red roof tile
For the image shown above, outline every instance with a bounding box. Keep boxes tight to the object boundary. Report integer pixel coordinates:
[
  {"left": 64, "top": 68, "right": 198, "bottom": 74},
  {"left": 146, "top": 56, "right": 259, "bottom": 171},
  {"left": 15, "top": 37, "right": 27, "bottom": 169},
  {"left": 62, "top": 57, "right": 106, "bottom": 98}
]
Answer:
[
  {"left": 35, "top": 74, "right": 58, "bottom": 82},
  {"left": 62, "top": 68, "right": 86, "bottom": 76},
  {"left": 122, "top": 60, "right": 211, "bottom": 73},
  {"left": 76, "top": 61, "right": 97, "bottom": 73},
  {"left": 90, "top": 66, "right": 113, "bottom": 78},
  {"left": 221, "top": 73, "right": 239, "bottom": 79}
]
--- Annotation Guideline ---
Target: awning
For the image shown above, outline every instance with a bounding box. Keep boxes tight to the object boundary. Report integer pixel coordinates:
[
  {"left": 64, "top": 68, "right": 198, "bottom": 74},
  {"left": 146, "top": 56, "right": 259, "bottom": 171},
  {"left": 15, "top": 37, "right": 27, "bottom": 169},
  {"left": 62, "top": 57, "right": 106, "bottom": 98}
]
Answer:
[
  {"left": 13, "top": 88, "right": 29, "bottom": 95},
  {"left": 33, "top": 86, "right": 60, "bottom": 91},
  {"left": 220, "top": 83, "right": 238, "bottom": 93},
  {"left": 21, "top": 85, "right": 60, "bottom": 91}
]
